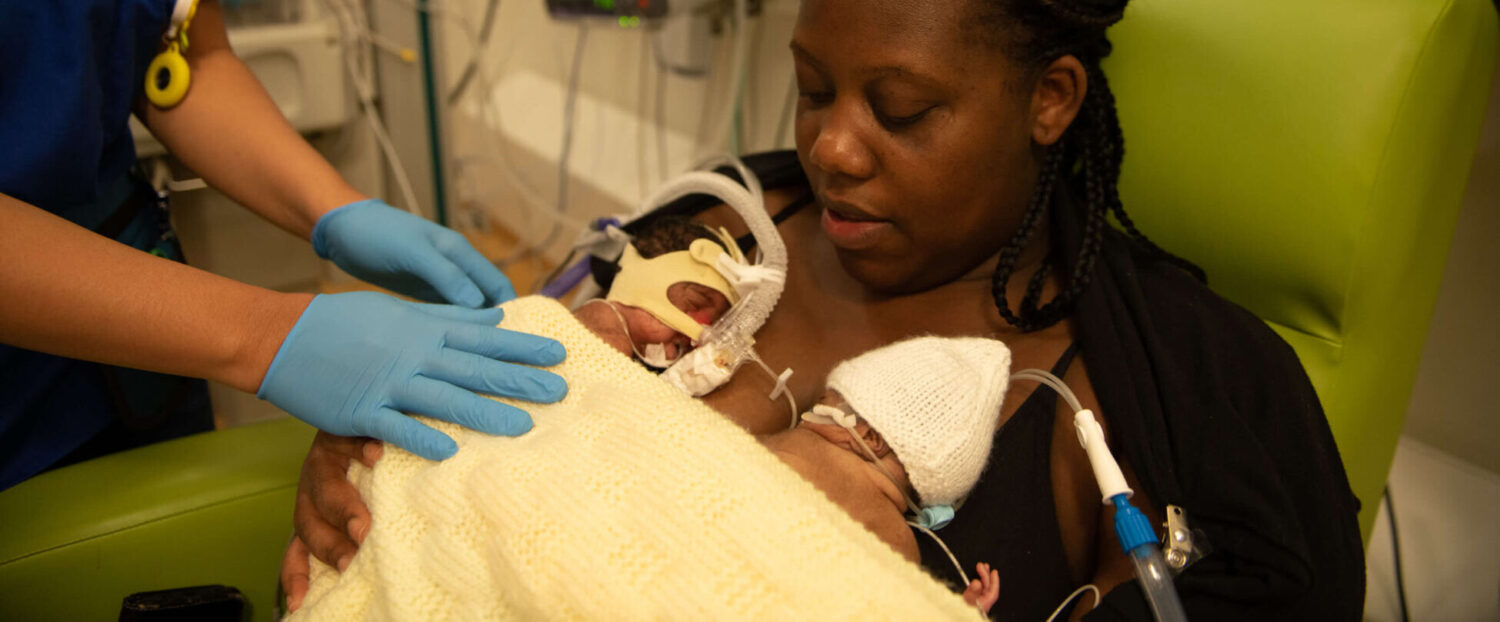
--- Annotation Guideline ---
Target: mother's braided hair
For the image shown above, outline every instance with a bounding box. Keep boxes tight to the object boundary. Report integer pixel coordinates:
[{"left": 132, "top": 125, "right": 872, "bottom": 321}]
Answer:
[{"left": 981, "top": 0, "right": 1205, "bottom": 332}]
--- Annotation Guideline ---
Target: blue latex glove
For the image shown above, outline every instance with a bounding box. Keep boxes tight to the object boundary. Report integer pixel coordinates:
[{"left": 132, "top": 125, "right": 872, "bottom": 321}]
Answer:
[
  {"left": 258, "top": 291, "right": 567, "bottom": 460},
  {"left": 312, "top": 199, "right": 515, "bottom": 308}
]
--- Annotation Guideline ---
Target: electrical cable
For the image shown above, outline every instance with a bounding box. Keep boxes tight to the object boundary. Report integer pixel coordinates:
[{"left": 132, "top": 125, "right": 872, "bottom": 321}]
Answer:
[
  {"left": 444, "top": 0, "right": 501, "bottom": 105},
  {"left": 636, "top": 31, "right": 653, "bottom": 196},
  {"left": 1386, "top": 485, "right": 1411, "bottom": 622},
  {"left": 323, "top": 0, "right": 424, "bottom": 217},
  {"left": 655, "top": 45, "right": 672, "bottom": 180},
  {"left": 1044, "top": 584, "right": 1101, "bottom": 622},
  {"left": 494, "top": 23, "right": 588, "bottom": 271},
  {"left": 725, "top": 0, "right": 749, "bottom": 154}
]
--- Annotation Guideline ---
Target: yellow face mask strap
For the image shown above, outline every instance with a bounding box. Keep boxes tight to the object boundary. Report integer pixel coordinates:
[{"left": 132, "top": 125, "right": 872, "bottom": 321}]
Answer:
[{"left": 605, "top": 241, "right": 739, "bottom": 342}]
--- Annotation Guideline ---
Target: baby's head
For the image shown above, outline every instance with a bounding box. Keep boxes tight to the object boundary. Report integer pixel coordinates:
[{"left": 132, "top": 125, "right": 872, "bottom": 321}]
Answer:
[
  {"left": 801, "top": 336, "right": 1011, "bottom": 528},
  {"left": 580, "top": 217, "right": 737, "bottom": 365}
]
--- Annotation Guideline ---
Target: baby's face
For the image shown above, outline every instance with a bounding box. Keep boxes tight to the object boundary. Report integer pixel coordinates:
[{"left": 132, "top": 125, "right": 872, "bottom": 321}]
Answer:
[
  {"left": 624, "top": 282, "right": 731, "bottom": 359},
  {"left": 790, "top": 389, "right": 912, "bottom": 497},
  {"left": 575, "top": 282, "right": 731, "bottom": 361}
]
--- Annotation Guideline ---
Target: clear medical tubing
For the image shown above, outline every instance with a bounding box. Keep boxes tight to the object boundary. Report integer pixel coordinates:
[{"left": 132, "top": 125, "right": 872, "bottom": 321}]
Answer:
[
  {"left": 626, "top": 162, "right": 786, "bottom": 343},
  {"left": 1011, "top": 369, "right": 1190, "bottom": 622},
  {"left": 1127, "top": 533, "right": 1189, "bottom": 622}
]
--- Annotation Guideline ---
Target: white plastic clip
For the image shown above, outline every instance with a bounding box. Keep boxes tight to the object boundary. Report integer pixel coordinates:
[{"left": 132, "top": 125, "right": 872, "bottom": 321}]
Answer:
[
  {"left": 768, "top": 368, "right": 793, "bottom": 402},
  {"left": 1074, "top": 409, "right": 1133, "bottom": 503}
]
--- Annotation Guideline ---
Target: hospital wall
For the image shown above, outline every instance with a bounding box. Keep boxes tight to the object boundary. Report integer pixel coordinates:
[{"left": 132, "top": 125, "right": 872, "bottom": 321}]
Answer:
[{"left": 432, "top": 0, "right": 803, "bottom": 263}]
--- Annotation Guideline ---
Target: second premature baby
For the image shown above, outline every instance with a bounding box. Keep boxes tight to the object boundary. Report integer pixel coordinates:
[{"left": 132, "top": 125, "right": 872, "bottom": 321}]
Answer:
[{"left": 761, "top": 336, "right": 1011, "bottom": 614}]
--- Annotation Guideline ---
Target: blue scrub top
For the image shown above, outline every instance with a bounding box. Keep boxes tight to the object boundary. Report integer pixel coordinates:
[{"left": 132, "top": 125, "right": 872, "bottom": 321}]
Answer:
[{"left": 0, "top": 0, "right": 190, "bottom": 490}]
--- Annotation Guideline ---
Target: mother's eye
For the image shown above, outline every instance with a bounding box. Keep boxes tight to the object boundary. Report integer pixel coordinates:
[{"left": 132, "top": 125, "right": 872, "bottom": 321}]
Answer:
[{"left": 877, "top": 106, "right": 933, "bottom": 129}]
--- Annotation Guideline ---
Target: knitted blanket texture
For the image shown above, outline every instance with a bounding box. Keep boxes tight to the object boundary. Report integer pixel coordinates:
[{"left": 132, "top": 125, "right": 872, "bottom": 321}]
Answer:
[{"left": 291, "top": 296, "right": 975, "bottom": 621}]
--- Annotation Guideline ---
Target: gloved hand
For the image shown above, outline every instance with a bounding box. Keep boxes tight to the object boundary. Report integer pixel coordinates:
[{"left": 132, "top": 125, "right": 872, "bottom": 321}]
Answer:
[
  {"left": 312, "top": 199, "right": 515, "bottom": 308},
  {"left": 258, "top": 291, "right": 567, "bottom": 460}
]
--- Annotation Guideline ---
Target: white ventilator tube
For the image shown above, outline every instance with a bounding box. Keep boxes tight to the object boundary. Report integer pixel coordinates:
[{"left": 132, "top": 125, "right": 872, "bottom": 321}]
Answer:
[{"left": 1011, "top": 369, "right": 1189, "bottom": 622}]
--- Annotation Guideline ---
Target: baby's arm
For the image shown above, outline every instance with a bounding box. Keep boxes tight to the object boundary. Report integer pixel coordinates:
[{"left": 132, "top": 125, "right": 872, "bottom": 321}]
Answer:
[{"left": 760, "top": 429, "right": 919, "bottom": 562}]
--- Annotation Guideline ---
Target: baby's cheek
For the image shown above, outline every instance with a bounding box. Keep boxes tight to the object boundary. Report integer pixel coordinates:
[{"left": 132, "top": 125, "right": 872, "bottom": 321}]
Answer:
[{"left": 625, "top": 311, "right": 680, "bottom": 343}]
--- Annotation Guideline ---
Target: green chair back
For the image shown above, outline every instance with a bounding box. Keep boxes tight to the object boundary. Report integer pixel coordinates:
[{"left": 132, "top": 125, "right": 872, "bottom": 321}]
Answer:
[{"left": 1106, "top": 0, "right": 1498, "bottom": 538}]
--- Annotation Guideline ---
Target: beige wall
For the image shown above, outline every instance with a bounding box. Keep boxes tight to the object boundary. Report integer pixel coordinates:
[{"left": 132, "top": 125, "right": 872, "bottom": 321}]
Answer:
[
  {"left": 435, "top": 0, "right": 802, "bottom": 267},
  {"left": 1402, "top": 58, "right": 1500, "bottom": 475}
]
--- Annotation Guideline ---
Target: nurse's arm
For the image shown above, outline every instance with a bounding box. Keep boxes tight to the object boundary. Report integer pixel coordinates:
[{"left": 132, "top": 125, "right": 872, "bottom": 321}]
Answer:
[
  {"left": 135, "top": 0, "right": 364, "bottom": 239},
  {"left": 0, "top": 193, "right": 307, "bottom": 393}
]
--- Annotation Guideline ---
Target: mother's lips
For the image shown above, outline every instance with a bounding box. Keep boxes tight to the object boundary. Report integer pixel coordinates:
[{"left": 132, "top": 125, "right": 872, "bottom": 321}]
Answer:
[
  {"left": 821, "top": 199, "right": 883, "bottom": 222},
  {"left": 820, "top": 204, "right": 893, "bottom": 250}
]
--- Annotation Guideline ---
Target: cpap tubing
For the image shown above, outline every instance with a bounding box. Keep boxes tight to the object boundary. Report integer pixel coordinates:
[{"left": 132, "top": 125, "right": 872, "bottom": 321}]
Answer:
[{"left": 1009, "top": 368, "right": 1189, "bottom": 622}]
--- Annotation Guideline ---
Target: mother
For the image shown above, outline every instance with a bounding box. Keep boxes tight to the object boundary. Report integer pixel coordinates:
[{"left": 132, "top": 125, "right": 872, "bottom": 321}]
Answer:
[{"left": 286, "top": 0, "right": 1364, "bottom": 618}]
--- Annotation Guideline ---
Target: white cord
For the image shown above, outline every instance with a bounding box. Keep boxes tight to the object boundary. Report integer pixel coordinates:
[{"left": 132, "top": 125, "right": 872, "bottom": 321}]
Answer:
[
  {"left": 1044, "top": 584, "right": 1101, "bottom": 622},
  {"left": 907, "top": 522, "right": 970, "bottom": 586},
  {"left": 493, "top": 22, "right": 587, "bottom": 269},
  {"left": 726, "top": 0, "right": 748, "bottom": 153},
  {"left": 324, "top": 0, "right": 424, "bottom": 217}
]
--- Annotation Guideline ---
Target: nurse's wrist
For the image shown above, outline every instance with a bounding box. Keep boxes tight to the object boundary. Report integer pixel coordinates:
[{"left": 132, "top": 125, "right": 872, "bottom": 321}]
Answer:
[
  {"left": 221, "top": 291, "right": 316, "bottom": 394},
  {"left": 294, "top": 185, "right": 367, "bottom": 240}
]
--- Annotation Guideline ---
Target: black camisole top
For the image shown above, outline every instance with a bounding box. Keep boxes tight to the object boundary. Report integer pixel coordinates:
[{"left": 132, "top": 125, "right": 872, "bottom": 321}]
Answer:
[{"left": 914, "top": 343, "right": 1084, "bottom": 621}]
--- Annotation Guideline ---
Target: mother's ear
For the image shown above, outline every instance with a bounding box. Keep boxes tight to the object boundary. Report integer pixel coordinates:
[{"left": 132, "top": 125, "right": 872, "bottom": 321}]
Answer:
[{"left": 1030, "top": 55, "right": 1088, "bottom": 146}]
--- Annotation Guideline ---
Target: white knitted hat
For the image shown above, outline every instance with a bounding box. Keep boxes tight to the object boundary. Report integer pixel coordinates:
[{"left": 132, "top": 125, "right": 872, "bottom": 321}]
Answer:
[{"left": 825, "top": 336, "right": 1011, "bottom": 508}]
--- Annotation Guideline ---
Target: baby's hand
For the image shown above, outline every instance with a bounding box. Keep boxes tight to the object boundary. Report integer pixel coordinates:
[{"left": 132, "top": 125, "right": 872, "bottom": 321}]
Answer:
[{"left": 961, "top": 562, "right": 1000, "bottom": 615}]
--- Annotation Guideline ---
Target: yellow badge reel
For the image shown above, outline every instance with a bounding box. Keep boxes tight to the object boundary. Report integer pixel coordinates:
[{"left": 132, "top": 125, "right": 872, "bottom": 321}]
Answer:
[{"left": 145, "top": 0, "right": 199, "bottom": 109}]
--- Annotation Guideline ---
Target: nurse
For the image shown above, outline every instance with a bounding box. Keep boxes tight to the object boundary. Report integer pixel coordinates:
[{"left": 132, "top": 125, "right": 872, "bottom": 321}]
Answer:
[{"left": 0, "top": 0, "right": 567, "bottom": 490}]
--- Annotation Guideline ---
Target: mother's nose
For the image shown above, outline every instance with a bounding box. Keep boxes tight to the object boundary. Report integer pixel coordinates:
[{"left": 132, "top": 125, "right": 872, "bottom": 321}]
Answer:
[{"left": 807, "top": 103, "right": 875, "bottom": 181}]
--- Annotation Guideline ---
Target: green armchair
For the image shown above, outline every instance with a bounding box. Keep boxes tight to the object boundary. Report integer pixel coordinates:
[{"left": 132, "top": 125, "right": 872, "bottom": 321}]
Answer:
[{"left": 1, "top": 0, "right": 1494, "bottom": 620}]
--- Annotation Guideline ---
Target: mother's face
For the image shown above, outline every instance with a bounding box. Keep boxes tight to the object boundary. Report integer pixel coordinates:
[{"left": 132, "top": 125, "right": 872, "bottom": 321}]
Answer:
[{"left": 793, "top": 0, "right": 1038, "bottom": 294}]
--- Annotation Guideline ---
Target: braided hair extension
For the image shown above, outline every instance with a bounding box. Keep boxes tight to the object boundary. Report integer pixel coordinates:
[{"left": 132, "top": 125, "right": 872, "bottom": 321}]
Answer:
[{"left": 981, "top": 0, "right": 1203, "bottom": 332}]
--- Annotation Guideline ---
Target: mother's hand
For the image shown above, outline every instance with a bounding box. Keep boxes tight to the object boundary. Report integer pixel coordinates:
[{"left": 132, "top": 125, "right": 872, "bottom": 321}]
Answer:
[{"left": 280, "top": 431, "right": 382, "bottom": 612}]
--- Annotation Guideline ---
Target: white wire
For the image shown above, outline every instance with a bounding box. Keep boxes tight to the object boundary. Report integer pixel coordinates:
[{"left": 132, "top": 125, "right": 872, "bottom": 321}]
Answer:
[
  {"left": 324, "top": 0, "right": 424, "bottom": 217},
  {"left": 493, "top": 22, "right": 587, "bottom": 269},
  {"left": 1044, "top": 584, "right": 1101, "bottom": 622},
  {"left": 907, "top": 522, "right": 970, "bottom": 586},
  {"left": 420, "top": 0, "right": 594, "bottom": 260}
]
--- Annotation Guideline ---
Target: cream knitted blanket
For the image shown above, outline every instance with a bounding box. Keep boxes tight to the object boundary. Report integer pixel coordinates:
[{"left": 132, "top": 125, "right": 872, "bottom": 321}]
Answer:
[{"left": 291, "top": 296, "right": 975, "bottom": 621}]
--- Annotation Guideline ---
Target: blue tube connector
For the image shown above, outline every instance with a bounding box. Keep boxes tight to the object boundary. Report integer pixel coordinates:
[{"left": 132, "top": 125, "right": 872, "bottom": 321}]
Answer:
[
  {"left": 1111, "top": 494, "right": 1189, "bottom": 622},
  {"left": 1111, "top": 493, "right": 1157, "bottom": 554}
]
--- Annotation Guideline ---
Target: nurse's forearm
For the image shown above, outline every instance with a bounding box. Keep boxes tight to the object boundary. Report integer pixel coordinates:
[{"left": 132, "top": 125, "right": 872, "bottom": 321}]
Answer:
[
  {"left": 138, "top": 0, "right": 364, "bottom": 239},
  {"left": 0, "top": 194, "right": 308, "bottom": 393}
]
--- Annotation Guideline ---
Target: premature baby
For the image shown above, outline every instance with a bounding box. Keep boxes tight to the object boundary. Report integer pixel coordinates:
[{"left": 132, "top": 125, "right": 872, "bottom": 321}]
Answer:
[
  {"left": 761, "top": 336, "right": 1011, "bottom": 614},
  {"left": 572, "top": 216, "right": 736, "bottom": 366},
  {"left": 567, "top": 224, "right": 1008, "bottom": 612}
]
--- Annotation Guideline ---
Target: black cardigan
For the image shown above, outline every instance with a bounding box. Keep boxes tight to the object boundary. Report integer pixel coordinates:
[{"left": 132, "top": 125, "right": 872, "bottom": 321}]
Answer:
[{"left": 1075, "top": 227, "right": 1365, "bottom": 620}]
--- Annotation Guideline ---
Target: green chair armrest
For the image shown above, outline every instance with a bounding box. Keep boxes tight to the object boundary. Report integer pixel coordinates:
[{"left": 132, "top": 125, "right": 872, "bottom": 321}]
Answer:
[{"left": 0, "top": 418, "right": 314, "bottom": 622}]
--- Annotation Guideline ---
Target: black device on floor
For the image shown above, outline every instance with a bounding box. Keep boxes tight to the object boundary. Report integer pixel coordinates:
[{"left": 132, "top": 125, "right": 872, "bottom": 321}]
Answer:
[{"left": 119, "top": 585, "right": 247, "bottom": 622}]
